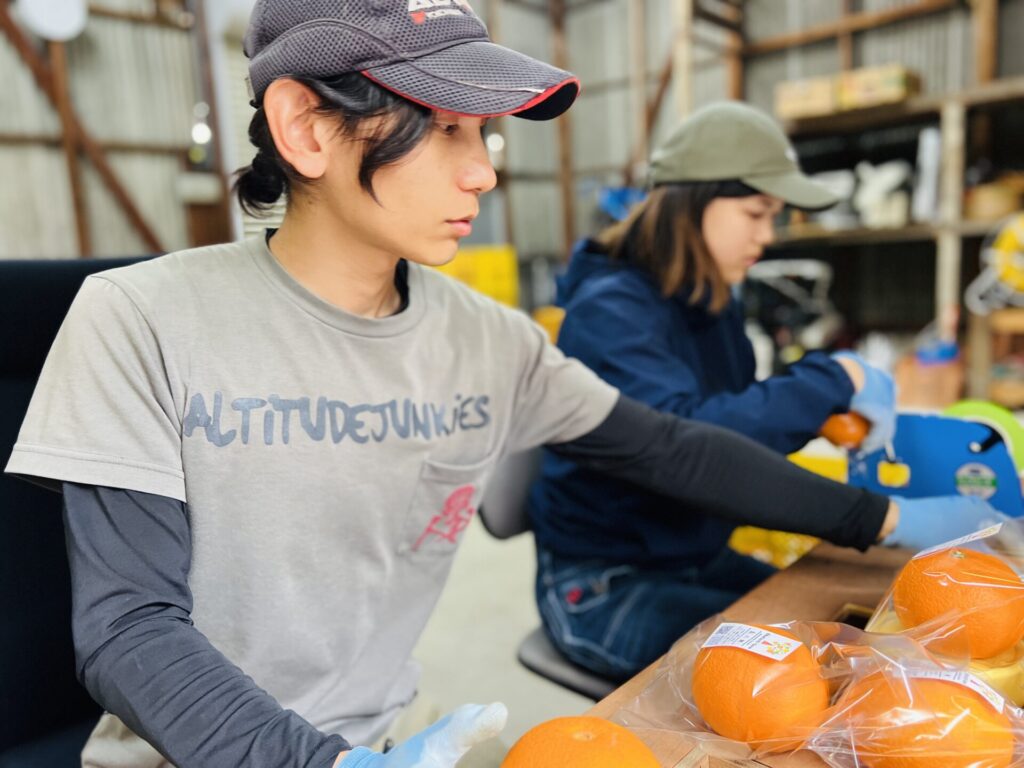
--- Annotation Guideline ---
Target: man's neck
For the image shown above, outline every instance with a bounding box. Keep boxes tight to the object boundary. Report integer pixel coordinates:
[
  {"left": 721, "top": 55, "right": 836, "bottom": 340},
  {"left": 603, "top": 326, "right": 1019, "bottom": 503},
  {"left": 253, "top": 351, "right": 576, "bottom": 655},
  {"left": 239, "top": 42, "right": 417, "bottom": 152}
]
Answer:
[{"left": 269, "top": 214, "right": 403, "bottom": 319}]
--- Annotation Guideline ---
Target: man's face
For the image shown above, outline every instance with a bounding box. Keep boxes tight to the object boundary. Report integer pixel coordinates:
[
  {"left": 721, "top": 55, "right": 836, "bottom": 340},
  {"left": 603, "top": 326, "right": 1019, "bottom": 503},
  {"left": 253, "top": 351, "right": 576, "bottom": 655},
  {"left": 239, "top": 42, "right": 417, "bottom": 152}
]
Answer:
[{"left": 321, "top": 111, "right": 497, "bottom": 267}]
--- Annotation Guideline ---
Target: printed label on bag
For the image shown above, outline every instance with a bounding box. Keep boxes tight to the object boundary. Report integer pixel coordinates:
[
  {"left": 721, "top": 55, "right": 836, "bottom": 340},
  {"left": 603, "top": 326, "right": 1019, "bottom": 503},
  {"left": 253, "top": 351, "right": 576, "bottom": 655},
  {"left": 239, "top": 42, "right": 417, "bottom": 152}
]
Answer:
[
  {"left": 913, "top": 523, "right": 1003, "bottom": 560},
  {"left": 701, "top": 623, "right": 801, "bottom": 661},
  {"left": 907, "top": 669, "right": 1006, "bottom": 713}
]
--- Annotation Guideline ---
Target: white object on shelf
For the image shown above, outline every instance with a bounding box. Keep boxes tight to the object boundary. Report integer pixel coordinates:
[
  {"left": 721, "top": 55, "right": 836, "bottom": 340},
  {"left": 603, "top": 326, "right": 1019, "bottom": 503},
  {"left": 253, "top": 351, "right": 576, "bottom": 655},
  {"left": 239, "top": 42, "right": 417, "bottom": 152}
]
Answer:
[{"left": 912, "top": 126, "right": 942, "bottom": 223}]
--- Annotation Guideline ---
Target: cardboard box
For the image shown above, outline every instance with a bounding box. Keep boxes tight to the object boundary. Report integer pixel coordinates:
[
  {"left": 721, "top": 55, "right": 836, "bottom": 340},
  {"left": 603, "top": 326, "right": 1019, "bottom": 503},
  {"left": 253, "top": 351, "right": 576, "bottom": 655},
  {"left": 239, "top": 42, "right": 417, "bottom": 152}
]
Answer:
[
  {"left": 836, "top": 64, "right": 921, "bottom": 111},
  {"left": 774, "top": 76, "right": 836, "bottom": 120}
]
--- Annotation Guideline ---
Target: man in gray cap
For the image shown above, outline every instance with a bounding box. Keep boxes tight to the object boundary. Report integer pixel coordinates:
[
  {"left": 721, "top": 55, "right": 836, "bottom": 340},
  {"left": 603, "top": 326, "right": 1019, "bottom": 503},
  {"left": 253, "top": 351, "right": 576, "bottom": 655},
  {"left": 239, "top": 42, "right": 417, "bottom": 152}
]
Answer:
[{"left": 11, "top": 2, "right": 586, "bottom": 767}]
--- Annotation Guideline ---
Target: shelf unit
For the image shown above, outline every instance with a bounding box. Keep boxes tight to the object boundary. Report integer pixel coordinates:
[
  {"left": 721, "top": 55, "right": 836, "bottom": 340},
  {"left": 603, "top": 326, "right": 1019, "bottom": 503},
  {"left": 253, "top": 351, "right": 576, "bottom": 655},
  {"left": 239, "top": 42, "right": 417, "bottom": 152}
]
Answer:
[
  {"left": 775, "top": 220, "right": 995, "bottom": 248},
  {"left": 768, "top": 77, "right": 1024, "bottom": 400},
  {"left": 969, "top": 308, "right": 1024, "bottom": 408},
  {"left": 771, "top": 76, "right": 1024, "bottom": 324}
]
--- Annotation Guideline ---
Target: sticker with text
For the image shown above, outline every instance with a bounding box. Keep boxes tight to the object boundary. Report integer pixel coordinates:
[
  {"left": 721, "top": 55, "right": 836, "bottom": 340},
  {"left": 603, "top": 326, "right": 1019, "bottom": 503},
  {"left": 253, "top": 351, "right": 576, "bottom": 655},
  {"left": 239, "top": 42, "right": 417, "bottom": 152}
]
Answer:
[
  {"left": 907, "top": 669, "right": 1006, "bottom": 714},
  {"left": 701, "top": 623, "right": 801, "bottom": 661},
  {"left": 913, "top": 523, "right": 1003, "bottom": 560}
]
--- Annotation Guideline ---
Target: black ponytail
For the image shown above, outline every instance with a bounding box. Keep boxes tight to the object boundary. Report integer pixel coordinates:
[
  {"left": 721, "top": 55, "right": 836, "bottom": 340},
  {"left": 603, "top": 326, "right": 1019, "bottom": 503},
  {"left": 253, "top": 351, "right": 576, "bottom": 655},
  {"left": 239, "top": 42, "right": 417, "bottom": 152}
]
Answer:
[{"left": 233, "top": 73, "right": 433, "bottom": 216}]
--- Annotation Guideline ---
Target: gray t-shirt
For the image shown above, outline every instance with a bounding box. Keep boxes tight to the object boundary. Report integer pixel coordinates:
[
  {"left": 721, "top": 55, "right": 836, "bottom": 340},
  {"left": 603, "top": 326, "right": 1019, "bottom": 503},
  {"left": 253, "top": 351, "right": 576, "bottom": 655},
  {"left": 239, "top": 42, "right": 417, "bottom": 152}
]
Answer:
[{"left": 7, "top": 234, "right": 617, "bottom": 753}]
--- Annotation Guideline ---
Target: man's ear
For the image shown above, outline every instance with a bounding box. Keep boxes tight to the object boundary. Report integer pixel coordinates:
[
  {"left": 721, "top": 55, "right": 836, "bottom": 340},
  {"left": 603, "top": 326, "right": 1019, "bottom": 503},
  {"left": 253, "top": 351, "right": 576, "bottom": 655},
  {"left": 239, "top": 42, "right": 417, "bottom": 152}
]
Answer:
[{"left": 263, "top": 79, "right": 331, "bottom": 180}]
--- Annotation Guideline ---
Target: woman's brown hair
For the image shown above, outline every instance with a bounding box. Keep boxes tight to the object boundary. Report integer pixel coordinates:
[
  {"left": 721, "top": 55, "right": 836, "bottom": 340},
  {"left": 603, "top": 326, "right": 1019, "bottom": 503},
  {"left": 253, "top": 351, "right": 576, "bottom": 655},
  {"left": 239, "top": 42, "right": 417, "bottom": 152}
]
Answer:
[{"left": 596, "top": 182, "right": 739, "bottom": 313}]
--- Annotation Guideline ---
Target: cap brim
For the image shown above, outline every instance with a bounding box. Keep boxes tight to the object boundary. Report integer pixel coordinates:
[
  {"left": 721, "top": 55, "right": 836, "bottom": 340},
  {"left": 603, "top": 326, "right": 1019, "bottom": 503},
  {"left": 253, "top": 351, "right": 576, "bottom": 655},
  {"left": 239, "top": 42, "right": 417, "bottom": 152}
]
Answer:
[
  {"left": 362, "top": 41, "right": 579, "bottom": 121},
  {"left": 742, "top": 170, "right": 840, "bottom": 212}
]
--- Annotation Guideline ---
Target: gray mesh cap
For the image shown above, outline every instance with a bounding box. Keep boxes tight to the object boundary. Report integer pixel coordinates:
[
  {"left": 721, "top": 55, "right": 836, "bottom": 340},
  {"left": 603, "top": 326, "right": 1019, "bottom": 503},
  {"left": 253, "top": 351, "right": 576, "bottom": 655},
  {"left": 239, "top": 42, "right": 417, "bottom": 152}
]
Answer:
[
  {"left": 244, "top": 0, "right": 579, "bottom": 121},
  {"left": 649, "top": 101, "right": 839, "bottom": 211}
]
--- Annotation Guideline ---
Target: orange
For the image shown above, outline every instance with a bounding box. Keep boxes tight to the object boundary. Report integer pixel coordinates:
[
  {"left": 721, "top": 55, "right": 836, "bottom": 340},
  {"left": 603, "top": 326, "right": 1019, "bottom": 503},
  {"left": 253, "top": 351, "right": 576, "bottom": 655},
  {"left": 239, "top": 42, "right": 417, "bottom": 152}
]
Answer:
[
  {"left": 820, "top": 412, "right": 870, "bottom": 449},
  {"left": 500, "top": 716, "right": 659, "bottom": 768},
  {"left": 690, "top": 624, "right": 830, "bottom": 750},
  {"left": 839, "top": 673, "right": 1015, "bottom": 768},
  {"left": 893, "top": 547, "right": 1024, "bottom": 659}
]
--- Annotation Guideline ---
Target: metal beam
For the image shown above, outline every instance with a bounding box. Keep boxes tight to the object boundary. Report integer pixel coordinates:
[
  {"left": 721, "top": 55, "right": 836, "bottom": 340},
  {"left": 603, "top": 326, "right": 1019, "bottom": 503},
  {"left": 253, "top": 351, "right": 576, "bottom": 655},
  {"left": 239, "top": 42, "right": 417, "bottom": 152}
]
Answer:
[
  {"left": 0, "top": 133, "right": 189, "bottom": 155},
  {"left": 49, "top": 41, "right": 91, "bottom": 257},
  {"left": 742, "top": 0, "right": 958, "bottom": 58},
  {"left": 672, "top": 0, "right": 694, "bottom": 118},
  {"left": 838, "top": 0, "right": 854, "bottom": 70},
  {"left": 628, "top": 0, "right": 648, "bottom": 183},
  {"left": 693, "top": 3, "right": 742, "bottom": 33},
  {"left": 89, "top": 3, "right": 193, "bottom": 30},
  {"left": 501, "top": 0, "right": 547, "bottom": 14},
  {"left": 0, "top": 2, "right": 165, "bottom": 252},
  {"left": 973, "top": 0, "right": 998, "bottom": 85},
  {"left": 549, "top": 0, "right": 576, "bottom": 258}
]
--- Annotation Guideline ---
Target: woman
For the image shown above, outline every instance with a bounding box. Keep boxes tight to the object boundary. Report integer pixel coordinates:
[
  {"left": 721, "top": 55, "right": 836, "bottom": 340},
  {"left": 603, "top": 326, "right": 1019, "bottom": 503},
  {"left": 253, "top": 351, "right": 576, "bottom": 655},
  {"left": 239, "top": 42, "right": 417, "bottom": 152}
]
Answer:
[
  {"left": 6, "top": 9, "right": 995, "bottom": 768},
  {"left": 528, "top": 101, "right": 978, "bottom": 683}
]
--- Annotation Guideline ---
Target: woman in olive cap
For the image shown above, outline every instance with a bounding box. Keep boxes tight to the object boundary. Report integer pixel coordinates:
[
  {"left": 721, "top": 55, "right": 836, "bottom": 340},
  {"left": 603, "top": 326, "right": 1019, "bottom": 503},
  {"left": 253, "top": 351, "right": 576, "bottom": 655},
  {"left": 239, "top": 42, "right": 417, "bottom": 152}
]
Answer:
[{"left": 528, "top": 101, "right": 988, "bottom": 683}]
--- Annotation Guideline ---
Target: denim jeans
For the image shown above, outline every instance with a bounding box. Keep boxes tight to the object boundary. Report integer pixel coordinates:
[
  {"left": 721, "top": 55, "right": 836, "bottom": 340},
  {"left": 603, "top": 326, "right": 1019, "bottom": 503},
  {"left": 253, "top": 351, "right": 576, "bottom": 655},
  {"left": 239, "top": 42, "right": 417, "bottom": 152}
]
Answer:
[{"left": 535, "top": 546, "right": 777, "bottom": 682}]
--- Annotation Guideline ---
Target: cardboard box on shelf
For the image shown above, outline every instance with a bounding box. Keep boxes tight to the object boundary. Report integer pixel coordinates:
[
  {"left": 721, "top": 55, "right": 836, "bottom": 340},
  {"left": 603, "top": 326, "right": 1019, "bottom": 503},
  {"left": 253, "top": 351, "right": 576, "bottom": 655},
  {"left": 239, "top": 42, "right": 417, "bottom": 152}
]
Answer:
[
  {"left": 774, "top": 76, "right": 836, "bottom": 121},
  {"left": 836, "top": 64, "right": 921, "bottom": 111}
]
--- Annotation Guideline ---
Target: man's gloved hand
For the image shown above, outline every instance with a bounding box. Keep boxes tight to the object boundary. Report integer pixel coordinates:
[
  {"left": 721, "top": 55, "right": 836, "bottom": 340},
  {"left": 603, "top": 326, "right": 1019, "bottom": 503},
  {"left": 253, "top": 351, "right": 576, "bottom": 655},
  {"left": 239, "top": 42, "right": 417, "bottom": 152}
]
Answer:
[
  {"left": 832, "top": 351, "right": 896, "bottom": 455},
  {"left": 884, "top": 495, "right": 1007, "bottom": 551},
  {"left": 337, "top": 702, "right": 508, "bottom": 768}
]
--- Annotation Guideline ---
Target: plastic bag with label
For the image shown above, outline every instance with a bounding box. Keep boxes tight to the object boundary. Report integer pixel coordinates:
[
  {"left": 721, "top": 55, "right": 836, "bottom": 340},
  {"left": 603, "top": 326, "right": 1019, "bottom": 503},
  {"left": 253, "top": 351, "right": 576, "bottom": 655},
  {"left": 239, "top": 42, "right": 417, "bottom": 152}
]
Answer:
[
  {"left": 614, "top": 615, "right": 934, "bottom": 760},
  {"left": 866, "top": 521, "right": 1024, "bottom": 705},
  {"left": 810, "top": 654, "right": 1024, "bottom": 768}
]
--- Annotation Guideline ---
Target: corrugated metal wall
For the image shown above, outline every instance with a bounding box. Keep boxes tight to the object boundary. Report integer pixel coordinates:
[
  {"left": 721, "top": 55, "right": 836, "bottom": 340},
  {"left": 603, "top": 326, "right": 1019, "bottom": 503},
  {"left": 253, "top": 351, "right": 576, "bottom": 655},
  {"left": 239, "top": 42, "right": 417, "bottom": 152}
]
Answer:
[
  {"left": 7, "top": 0, "right": 1024, "bottom": 263},
  {"left": 1, "top": 1, "right": 201, "bottom": 258},
  {"left": 505, "top": 0, "right": 1024, "bottom": 266},
  {"left": 562, "top": 0, "right": 731, "bottom": 247}
]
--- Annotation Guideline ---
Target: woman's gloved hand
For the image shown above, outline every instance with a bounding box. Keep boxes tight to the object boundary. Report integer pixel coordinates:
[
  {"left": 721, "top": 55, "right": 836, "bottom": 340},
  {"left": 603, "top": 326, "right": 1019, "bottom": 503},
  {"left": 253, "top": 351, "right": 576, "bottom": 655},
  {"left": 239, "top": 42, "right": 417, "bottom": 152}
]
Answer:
[
  {"left": 884, "top": 495, "right": 1006, "bottom": 551},
  {"left": 832, "top": 351, "right": 896, "bottom": 454},
  {"left": 336, "top": 702, "right": 508, "bottom": 768}
]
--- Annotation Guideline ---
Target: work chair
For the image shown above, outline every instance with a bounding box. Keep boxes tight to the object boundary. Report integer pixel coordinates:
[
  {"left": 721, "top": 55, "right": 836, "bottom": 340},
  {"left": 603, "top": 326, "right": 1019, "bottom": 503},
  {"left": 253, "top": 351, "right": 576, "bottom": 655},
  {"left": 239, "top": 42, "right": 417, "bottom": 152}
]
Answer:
[
  {"left": 0, "top": 257, "right": 150, "bottom": 767},
  {"left": 478, "top": 449, "right": 618, "bottom": 702}
]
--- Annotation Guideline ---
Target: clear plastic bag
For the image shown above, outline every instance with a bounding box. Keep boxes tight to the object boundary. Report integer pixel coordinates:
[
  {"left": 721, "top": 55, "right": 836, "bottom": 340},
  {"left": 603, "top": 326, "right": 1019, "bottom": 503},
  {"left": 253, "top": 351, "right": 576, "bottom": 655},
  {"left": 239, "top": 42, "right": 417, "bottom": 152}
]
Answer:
[
  {"left": 614, "top": 615, "right": 935, "bottom": 760},
  {"left": 810, "top": 655, "right": 1024, "bottom": 768},
  {"left": 865, "top": 522, "right": 1024, "bottom": 704}
]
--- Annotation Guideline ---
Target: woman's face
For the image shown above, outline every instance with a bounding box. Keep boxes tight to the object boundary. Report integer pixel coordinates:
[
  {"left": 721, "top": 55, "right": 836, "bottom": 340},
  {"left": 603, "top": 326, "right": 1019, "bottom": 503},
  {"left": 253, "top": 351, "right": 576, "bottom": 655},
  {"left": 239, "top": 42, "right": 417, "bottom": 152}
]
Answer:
[
  {"left": 701, "top": 194, "right": 784, "bottom": 285},
  {"left": 323, "top": 111, "right": 497, "bottom": 267}
]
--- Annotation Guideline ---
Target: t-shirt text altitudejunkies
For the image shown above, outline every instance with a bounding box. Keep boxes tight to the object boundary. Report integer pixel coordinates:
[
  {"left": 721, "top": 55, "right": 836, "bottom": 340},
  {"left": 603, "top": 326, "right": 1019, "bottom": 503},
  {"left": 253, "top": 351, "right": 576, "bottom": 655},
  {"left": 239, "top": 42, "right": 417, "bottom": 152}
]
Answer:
[{"left": 183, "top": 391, "right": 492, "bottom": 447}]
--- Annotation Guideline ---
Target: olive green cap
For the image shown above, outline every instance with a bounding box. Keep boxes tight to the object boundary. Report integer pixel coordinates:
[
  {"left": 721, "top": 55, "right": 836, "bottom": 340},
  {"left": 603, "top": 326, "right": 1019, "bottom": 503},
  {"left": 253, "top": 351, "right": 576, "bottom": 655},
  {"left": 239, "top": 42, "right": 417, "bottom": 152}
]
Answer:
[{"left": 649, "top": 101, "right": 839, "bottom": 211}]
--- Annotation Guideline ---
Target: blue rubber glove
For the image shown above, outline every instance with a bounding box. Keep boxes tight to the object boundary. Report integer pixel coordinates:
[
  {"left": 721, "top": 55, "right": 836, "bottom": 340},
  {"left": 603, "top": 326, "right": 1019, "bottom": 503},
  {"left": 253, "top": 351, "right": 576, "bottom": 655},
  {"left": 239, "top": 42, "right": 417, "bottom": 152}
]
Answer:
[
  {"left": 338, "top": 703, "right": 507, "bottom": 768},
  {"left": 884, "top": 495, "right": 1007, "bottom": 551},
  {"left": 832, "top": 351, "right": 896, "bottom": 455}
]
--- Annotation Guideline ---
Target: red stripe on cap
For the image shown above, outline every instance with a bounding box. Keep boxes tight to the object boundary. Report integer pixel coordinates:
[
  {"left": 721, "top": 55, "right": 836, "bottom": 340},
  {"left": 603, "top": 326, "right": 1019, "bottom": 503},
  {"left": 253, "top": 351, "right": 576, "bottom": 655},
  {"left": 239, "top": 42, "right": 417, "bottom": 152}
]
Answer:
[{"left": 361, "top": 70, "right": 581, "bottom": 118}]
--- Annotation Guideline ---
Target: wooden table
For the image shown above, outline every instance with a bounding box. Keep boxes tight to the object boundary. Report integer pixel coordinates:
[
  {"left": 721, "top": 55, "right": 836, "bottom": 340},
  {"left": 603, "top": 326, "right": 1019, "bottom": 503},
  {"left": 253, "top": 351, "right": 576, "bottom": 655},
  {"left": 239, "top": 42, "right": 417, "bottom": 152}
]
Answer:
[{"left": 586, "top": 543, "right": 913, "bottom": 768}]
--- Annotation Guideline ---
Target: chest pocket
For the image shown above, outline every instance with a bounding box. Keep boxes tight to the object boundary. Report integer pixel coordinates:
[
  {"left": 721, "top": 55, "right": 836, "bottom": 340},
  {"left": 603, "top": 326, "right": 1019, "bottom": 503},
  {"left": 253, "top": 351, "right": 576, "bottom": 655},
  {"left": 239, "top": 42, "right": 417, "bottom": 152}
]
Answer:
[{"left": 397, "top": 452, "right": 497, "bottom": 559}]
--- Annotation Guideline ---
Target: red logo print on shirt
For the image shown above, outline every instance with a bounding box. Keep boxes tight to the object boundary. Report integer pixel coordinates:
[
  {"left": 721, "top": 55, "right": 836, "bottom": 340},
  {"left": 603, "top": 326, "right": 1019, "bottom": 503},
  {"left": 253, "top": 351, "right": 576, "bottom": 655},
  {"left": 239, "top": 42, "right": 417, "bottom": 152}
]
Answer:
[{"left": 412, "top": 484, "right": 476, "bottom": 551}]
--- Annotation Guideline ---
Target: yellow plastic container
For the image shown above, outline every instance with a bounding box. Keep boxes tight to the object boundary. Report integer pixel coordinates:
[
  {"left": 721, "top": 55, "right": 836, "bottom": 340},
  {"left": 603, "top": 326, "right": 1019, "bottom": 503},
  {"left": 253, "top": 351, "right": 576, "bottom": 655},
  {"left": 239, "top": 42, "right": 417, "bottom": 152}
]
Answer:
[
  {"left": 532, "top": 305, "right": 565, "bottom": 345},
  {"left": 729, "top": 451, "right": 848, "bottom": 568},
  {"left": 866, "top": 609, "right": 1024, "bottom": 706},
  {"left": 434, "top": 244, "right": 519, "bottom": 307}
]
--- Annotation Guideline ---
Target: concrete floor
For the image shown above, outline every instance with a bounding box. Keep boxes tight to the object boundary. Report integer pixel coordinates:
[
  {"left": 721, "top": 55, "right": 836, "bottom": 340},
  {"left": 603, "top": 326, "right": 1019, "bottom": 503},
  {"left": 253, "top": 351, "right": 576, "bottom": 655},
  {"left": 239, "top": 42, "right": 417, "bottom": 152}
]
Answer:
[{"left": 412, "top": 518, "right": 592, "bottom": 746}]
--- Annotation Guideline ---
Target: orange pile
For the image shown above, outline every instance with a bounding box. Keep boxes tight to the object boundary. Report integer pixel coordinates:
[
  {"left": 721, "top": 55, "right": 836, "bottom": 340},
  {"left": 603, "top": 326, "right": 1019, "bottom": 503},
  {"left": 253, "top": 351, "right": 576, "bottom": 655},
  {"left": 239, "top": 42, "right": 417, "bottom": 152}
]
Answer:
[
  {"left": 690, "top": 624, "right": 830, "bottom": 750},
  {"left": 500, "top": 716, "right": 659, "bottom": 768},
  {"left": 893, "top": 547, "right": 1024, "bottom": 659},
  {"left": 839, "top": 673, "right": 1015, "bottom": 768}
]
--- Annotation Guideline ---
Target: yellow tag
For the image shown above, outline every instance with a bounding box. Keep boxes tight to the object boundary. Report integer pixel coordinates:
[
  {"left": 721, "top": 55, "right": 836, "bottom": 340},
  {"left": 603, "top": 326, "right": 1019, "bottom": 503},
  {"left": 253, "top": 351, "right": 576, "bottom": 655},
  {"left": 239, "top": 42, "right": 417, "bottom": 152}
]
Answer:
[{"left": 877, "top": 461, "right": 911, "bottom": 488}]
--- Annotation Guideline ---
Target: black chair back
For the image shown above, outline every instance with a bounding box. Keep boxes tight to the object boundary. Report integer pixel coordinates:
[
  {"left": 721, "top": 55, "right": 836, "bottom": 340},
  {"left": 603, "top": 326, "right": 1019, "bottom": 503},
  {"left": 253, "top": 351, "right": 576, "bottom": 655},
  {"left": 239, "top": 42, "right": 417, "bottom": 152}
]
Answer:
[{"left": 0, "top": 257, "right": 150, "bottom": 753}]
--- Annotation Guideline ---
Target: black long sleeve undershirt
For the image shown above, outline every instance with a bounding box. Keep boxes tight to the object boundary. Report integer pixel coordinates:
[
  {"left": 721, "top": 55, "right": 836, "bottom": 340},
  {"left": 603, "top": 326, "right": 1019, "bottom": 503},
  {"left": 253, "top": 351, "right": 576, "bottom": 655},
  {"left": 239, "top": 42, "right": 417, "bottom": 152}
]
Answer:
[
  {"left": 551, "top": 395, "right": 889, "bottom": 551},
  {"left": 60, "top": 394, "right": 887, "bottom": 766},
  {"left": 61, "top": 483, "right": 350, "bottom": 768}
]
